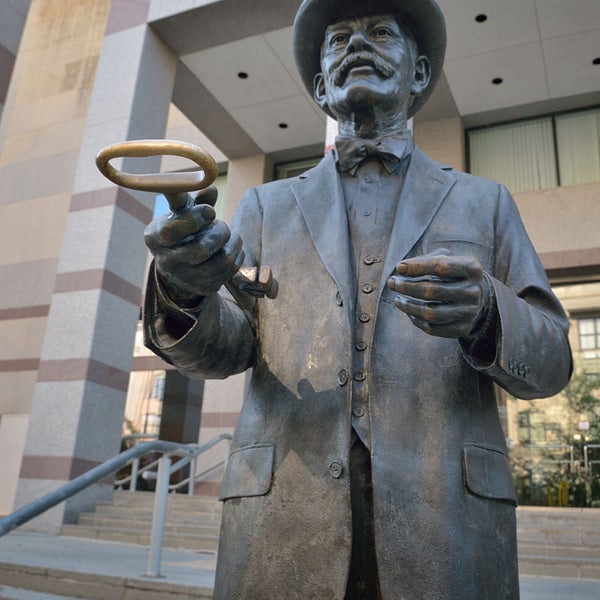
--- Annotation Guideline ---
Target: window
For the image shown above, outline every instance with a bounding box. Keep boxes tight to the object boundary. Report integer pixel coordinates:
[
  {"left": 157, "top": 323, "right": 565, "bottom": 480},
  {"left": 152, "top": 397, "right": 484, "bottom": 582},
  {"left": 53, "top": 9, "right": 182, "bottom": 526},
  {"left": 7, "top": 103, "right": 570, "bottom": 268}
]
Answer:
[
  {"left": 579, "top": 317, "right": 600, "bottom": 352},
  {"left": 556, "top": 110, "right": 600, "bottom": 186},
  {"left": 275, "top": 157, "right": 322, "bottom": 180},
  {"left": 468, "top": 107, "right": 600, "bottom": 194}
]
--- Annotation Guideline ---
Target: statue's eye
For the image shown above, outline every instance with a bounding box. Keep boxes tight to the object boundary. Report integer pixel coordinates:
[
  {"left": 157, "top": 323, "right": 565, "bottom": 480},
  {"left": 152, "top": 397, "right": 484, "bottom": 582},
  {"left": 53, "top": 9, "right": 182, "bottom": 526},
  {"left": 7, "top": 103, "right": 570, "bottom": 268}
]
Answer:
[
  {"left": 330, "top": 33, "right": 349, "bottom": 46},
  {"left": 373, "top": 27, "right": 392, "bottom": 38}
]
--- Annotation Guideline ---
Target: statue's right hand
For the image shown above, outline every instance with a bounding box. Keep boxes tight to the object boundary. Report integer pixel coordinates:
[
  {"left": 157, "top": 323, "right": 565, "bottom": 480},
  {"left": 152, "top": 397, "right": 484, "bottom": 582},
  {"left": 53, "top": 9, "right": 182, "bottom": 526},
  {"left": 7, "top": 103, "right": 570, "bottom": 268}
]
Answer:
[{"left": 144, "top": 194, "right": 243, "bottom": 305}]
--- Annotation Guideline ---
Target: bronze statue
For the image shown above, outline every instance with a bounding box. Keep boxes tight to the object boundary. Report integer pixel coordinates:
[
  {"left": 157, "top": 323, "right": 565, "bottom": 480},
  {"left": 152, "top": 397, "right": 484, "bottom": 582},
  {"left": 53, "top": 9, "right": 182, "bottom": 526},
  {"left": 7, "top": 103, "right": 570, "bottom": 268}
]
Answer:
[{"left": 142, "top": 1, "right": 573, "bottom": 598}]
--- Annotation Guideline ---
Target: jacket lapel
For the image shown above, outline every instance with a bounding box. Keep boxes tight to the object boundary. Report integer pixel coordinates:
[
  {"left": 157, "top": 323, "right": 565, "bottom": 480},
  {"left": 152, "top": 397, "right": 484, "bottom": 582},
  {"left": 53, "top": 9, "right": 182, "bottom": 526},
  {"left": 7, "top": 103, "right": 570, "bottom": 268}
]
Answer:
[
  {"left": 291, "top": 153, "right": 355, "bottom": 311},
  {"left": 379, "top": 148, "right": 457, "bottom": 291}
]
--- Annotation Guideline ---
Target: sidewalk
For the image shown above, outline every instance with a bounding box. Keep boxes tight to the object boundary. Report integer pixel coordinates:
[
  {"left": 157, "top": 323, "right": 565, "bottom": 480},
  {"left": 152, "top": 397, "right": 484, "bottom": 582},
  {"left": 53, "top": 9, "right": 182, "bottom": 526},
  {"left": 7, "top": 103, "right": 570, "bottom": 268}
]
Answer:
[
  {"left": 0, "top": 532, "right": 598, "bottom": 599},
  {"left": 0, "top": 532, "right": 214, "bottom": 599}
]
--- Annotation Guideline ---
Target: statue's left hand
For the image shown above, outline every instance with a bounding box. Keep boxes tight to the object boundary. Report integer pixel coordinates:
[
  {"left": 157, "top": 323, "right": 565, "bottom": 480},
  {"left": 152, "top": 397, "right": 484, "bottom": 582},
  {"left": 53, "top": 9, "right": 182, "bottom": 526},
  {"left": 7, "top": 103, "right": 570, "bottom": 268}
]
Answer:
[{"left": 386, "top": 251, "right": 489, "bottom": 339}]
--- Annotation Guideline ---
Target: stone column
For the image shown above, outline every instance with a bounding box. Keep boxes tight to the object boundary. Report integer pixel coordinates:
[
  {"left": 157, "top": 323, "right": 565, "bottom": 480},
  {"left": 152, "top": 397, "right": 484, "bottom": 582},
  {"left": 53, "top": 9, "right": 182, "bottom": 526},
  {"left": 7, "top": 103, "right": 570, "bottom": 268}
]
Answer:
[
  {"left": 159, "top": 373, "right": 204, "bottom": 445},
  {"left": 14, "top": 0, "right": 177, "bottom": 532}
]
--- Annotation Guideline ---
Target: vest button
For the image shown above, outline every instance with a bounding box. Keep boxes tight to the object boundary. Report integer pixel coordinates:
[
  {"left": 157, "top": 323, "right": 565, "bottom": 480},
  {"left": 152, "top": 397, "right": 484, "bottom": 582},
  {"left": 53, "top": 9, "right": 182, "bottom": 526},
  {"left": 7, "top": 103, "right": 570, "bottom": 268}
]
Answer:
[
  {"left": 352, "top": 406, "right": 365, "bottom": 417},
  {"left": 359, "top": 313, "right": 370, "bottom": 323},
  {"left": 354, "top": 369, "right": 366, "bottom": 382},
  {"left": 361, "top": 283, "right": 374, "bottom": 294},
  {"left": 337, "top": 369, "right": 348, "bottom": 386},
  {"left": 363, "top": 255, "right": 374, "bottom": 265},
  {"left": 335, "top": 291, "right": 343, "bottom": 306},
  {"left": 355, "top": 341, "right": 367, "bottom": 352},
  {"left": 328, "top": 460, "right": 343, "bottom": 479}
]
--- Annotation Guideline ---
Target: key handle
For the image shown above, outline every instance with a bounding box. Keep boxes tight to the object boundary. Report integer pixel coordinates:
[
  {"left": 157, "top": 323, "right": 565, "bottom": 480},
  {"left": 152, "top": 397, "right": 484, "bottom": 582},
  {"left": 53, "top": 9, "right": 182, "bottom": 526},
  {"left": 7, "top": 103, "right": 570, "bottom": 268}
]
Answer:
[{"left": 95, "top": 140, "right": 218, "bottom": 211}]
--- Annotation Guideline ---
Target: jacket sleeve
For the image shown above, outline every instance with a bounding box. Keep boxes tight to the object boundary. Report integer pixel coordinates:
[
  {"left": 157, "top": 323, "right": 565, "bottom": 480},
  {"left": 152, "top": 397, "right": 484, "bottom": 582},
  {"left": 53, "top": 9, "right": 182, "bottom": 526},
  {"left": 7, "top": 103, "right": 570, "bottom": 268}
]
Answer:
[
  {"left": 142, "top": 187, "right": 264, "bottom": 380},
  {"left": 462, "top": 184, "right": 572, "bottom": 399}
]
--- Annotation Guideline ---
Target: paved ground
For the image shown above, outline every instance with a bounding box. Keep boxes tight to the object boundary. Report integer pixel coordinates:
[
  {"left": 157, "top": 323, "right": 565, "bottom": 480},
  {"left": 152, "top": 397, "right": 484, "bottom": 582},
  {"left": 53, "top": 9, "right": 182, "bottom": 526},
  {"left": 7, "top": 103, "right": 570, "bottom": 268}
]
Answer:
[
  {"left": 0, "top": 533, "right": 598, "bottom": 598},
  {"left": 0, "top": 532, "right": 216, "bottom": 589},
  {"left": 520, "top": 575, "right": 600, "bottom": 599}
]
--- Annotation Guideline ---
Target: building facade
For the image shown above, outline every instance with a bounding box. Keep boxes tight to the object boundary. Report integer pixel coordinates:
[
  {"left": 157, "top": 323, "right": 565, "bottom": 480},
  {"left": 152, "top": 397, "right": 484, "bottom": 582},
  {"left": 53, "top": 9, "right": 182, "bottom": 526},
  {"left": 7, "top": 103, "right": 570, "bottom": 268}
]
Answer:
[{"left": 0, "top": 0, "right": 598, "bottom": 530}]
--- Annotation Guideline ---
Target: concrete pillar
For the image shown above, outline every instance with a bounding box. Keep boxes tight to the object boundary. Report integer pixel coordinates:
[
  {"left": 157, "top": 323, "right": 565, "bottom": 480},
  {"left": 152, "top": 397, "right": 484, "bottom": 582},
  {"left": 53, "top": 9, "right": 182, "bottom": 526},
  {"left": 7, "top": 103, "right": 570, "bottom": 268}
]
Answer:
[
  {"left": 222, "top": 153, "right": 271, "bottom": 223},
  {"left": 13, "top": 0, "right": 177, "bottom": 532},
  {"left": 0, "top": 0, "right": 112, "bottom": 521},
  {"left": 413, "top": 115, "right": 466, "bottom": 172},
  {"left": 159, "top": 372, "right": 204, "bottom": 444}
]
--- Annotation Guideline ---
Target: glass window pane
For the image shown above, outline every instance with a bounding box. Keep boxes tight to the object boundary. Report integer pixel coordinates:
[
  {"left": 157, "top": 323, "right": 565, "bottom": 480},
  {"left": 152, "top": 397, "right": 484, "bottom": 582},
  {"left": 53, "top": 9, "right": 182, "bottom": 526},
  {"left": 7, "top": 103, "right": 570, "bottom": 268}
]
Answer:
[
  {"left": 579, "top": 318, "right": 595, "bottom": 335},
  {"left": 469, "top": 118, "right": 558, "bottom": 193},
  {"left": 556, "top": 109, "right": 600, "bottom": 186}
]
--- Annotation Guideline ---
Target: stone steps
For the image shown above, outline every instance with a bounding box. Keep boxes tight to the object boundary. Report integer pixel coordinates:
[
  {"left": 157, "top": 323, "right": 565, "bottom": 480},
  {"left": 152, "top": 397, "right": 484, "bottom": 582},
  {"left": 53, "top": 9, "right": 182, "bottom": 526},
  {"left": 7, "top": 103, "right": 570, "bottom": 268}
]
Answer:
[
  {"left": 60, "top": 524, "right": 219, "bottom": 552},
  {"left": 60, "top": 491, "right": 222, "bottom": 552},
  {"left": 516, "top": 507, "right": 600, "bottom": 579},
  {"left": 58, "top": 493, "right": 600, "bottom": 580}
]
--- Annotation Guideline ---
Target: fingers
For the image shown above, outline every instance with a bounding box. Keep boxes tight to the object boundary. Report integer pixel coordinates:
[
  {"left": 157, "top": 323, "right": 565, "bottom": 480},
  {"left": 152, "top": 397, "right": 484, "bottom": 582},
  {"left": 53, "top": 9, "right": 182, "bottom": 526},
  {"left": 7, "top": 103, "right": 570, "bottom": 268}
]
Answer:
[
  {"left": 194, "top": 185, "right": 218, "bottom": 207},
  {"left": 394, "top": 294, "right": 478, "bottom": 326},
  {"left": 156, "top": 231, "right": 244, "bottom": 297},
  {"left": 394, "top": 254, "right": 482, "bottom": 280},
  {"left": 389, "top": 278, "right": 481, "bottom": 304},
  {"left": 145, "top": 204, "right": 216, "bottom": 249},
  {"left": 403, "top": 313, "right": 476, "bottom": 339},
  {"left": 388, "top": 253, "right": 486, "bottom": 338}
]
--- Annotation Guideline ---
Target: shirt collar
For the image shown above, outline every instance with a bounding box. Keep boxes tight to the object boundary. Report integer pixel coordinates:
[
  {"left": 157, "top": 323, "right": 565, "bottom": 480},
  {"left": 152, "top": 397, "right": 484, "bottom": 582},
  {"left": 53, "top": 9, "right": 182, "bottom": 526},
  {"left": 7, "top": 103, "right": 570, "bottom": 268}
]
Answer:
[{"left": 333, "top": 129, "right": 414, "bottom": 175}]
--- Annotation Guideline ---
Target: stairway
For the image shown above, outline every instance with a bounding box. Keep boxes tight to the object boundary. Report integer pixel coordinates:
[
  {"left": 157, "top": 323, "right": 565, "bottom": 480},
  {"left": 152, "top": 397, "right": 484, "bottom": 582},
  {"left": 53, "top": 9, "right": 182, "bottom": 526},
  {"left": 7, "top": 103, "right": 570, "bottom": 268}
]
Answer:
[
  {"left": 517, "top": 506, "right": 600, "bottom": 579},
  {"left": 60, "top": 493, "right": 600, "bottom": 580},
  {"left": 60, "top": 490, "right": 222, "bottom": 553}
]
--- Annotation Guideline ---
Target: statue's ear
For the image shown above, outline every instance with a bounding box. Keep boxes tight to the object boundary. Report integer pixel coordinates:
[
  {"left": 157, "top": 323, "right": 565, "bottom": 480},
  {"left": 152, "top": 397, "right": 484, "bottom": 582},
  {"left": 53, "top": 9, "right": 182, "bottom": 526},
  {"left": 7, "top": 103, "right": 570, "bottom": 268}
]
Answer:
[
  {"left": 313, "top": 73, "right": 328, "bottom": 111},
  {"left": 410, "top": 55, "right": 431, "bottom": 98}
]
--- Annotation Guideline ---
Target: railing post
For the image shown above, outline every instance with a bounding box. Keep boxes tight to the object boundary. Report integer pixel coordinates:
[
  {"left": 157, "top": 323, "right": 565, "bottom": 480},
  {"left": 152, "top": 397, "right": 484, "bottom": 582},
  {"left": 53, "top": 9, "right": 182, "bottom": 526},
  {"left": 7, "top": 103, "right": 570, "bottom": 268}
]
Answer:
[
  {"left": 188, "top": 457, "right": 196, "bottom": 496},
  {"left": 145, "top": 454, "right": 171, "bottom": 578},
  {"left": 130, "top": 457, "right": 139, "bottom": 492}
]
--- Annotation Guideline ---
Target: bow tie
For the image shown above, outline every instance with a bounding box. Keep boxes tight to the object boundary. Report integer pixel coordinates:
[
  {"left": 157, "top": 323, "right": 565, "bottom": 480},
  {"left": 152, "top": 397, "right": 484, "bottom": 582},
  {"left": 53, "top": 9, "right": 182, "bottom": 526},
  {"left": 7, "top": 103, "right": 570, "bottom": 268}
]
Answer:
[{"left": 335, "top": 133, "right": 412, "bottom": 175}]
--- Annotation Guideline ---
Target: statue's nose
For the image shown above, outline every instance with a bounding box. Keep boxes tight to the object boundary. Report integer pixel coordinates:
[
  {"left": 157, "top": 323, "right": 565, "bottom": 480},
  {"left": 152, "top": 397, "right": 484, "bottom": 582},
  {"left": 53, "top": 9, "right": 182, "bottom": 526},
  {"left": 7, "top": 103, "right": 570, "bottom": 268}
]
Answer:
[{"left": 347, "top": 29, "right": 372, "bottom": 53}]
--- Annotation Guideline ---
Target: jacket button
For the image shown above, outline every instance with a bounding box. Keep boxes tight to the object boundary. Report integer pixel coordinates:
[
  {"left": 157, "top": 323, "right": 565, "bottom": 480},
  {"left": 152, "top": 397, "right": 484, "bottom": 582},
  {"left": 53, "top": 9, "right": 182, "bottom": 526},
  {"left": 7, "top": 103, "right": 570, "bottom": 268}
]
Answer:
[
  {"left": 352, "top": 406, "right": 365, "bottom": 417},
  {"left": 359, "top": 313, "right": 370, "bottom": 323},
  {"left": 361, "top": 283, "right": 374, "bottom": 294},
  {"left": 363, "top": 255, "right": 374, "bottom": 265},
  {"left": 328, "top": 460, "right": 343, "bottom": 479},
  {"left": 355, "top": 341, "right": 367, "bottom": 352},
  {"left": 354, "top": 369, "right": 366, "bottom": 382},
  {"left": 337, "top": 369, "right": 348, "bottom": 386}
]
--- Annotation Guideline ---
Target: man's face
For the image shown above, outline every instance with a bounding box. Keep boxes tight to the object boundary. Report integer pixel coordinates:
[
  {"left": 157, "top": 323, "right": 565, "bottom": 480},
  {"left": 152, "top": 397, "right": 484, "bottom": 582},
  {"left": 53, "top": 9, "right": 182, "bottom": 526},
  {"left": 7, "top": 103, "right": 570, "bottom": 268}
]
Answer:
[{"left": 316, "top": 14, "right": 423, "bottom": 120}]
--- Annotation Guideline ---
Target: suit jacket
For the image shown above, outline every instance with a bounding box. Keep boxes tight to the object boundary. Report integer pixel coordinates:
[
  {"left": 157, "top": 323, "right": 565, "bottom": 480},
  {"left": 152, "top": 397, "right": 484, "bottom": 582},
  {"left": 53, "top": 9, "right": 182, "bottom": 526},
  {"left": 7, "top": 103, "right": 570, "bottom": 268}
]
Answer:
[{"left": 144, "top": 148, "right": 572, "bottom": 599}]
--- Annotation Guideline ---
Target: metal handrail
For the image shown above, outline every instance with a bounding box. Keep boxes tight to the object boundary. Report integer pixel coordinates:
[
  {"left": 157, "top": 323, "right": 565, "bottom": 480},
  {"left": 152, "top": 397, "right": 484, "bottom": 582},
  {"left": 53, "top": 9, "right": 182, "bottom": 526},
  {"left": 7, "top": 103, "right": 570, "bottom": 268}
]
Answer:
[
  {"left": 142, "top": 435, "right": 230, "bottom": 485},
  {"left": 169, "top": 459, "right": 228, "bottom": 494},
  {"left": 116, "top": 433, "right": 231, "bottom": 492},
  {"left": 0, "top": 434, "right": 232, "bottom": 578}
]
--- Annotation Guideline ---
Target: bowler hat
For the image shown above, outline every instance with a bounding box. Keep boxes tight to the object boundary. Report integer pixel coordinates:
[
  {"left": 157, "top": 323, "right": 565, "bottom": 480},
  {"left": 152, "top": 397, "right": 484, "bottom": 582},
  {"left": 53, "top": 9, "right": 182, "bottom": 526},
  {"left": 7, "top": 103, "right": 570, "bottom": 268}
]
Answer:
[{"left": 293, "top": 0, "right": 446, "bottom": 118}]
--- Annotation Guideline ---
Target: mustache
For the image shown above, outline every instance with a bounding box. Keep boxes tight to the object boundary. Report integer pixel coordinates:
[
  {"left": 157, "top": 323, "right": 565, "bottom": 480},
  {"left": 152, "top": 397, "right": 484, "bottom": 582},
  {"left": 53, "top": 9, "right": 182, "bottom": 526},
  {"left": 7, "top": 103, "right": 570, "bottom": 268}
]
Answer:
[{"left": 332, "top": 51, "right": 395, "bottom": 86}]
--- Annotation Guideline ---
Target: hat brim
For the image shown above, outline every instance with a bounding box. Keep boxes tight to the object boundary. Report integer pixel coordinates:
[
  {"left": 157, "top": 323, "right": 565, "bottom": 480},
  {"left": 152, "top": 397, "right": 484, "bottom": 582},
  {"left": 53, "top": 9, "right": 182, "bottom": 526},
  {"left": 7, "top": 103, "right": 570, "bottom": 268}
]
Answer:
[{"left": 293, "top": 0, "right": 446, "bottom": 119}]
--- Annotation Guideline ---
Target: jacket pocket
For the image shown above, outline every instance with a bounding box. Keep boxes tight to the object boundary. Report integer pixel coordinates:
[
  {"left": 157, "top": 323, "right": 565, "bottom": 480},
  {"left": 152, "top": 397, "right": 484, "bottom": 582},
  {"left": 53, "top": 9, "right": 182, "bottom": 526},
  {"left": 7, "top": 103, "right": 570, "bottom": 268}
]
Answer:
[
  {"left": 219, "top": 443, "right": 275, "bottom": 501},
  {"left": 462, "top": 443, "right": 517, "bottom": 505}
]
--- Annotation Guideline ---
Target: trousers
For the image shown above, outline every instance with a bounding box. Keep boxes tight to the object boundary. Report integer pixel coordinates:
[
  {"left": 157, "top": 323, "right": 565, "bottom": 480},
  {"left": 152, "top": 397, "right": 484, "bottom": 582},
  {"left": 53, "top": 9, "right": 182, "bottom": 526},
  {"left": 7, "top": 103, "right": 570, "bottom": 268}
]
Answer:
[{"left": 345, "top": 432, "right": 383, "bottom": 600}]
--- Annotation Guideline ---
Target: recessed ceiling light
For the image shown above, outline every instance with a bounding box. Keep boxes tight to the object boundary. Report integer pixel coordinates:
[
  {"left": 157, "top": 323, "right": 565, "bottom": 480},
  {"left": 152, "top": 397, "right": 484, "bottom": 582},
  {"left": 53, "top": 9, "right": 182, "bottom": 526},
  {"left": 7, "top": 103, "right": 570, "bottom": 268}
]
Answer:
[
  {"left": 279, "top": 123, "right": 289, "bottom": 129},
  {"left": 475, "top": 14, "right": 488, "bottom": 23},
  {"left": 237, "top": 71, "right": 248, "bottom": 79},
  {"left": 492, "top": 77, "right": 503, "bottom": 85},
  {"left": 593, "top": 57, "right": 600, "bottom": 65}
]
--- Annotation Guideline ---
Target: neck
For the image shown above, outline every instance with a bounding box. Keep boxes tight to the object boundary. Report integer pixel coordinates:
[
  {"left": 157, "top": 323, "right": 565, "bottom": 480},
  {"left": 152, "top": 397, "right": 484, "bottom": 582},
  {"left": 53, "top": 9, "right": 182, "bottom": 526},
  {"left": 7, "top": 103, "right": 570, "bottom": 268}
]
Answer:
[{"left": 336, "top": 105, "right": 408, "bottom": 139}]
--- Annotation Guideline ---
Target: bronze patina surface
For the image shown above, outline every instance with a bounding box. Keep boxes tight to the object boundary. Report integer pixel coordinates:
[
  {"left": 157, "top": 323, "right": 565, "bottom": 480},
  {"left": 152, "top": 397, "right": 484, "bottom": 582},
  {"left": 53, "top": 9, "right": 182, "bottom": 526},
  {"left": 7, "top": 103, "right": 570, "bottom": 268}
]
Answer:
[{"left": 140, "top": 1, "right": 573, "bottom": 598}]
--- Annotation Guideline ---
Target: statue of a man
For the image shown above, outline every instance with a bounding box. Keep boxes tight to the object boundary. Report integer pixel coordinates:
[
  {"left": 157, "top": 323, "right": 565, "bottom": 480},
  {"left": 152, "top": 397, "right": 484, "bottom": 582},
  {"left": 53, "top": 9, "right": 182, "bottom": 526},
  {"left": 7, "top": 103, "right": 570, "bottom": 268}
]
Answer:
[{"left": 143, "top": 1, "right": 572, "bottom": 598}]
